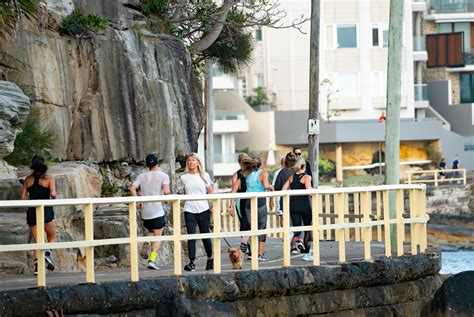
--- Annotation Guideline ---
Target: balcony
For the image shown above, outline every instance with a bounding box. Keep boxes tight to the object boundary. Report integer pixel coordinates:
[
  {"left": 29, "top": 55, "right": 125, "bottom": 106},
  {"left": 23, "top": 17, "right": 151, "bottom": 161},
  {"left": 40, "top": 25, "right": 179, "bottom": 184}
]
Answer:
[
  {"left": 414, "top": 84, "right": 429, "bottom": 108},
  {"left": 413, "top": 36, "right": 428, "bottom": 61},
  {"left": 214, "top": 153, "right": 240, "bottom": 176},
  {"left": 463, "top": 49, "right": 474, "bottom": 65},
  {"left": 430, "top": 0, "right": 474, "bottom": 14},
  {"left": 213, "top": 111, "right": 249, "bottom": 133},
  {"left": 412, "top": 0, "right": 427, "bottom": 12}
]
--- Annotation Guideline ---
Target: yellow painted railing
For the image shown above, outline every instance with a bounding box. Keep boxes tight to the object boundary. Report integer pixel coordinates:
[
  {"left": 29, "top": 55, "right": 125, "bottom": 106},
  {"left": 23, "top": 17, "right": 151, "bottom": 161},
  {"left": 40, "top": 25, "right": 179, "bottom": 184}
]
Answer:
[
  {"left": 0, "top": 184, "right": 429, "bottom": 288},
  {"left": 406, "top": 168, "right": 466, "bottom": 186}
]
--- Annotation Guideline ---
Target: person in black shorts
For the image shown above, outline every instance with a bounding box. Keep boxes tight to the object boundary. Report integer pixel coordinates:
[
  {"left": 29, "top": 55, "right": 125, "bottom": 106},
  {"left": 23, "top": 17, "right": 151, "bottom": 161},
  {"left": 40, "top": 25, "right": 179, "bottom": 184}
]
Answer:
[{"left": 20, "top": 155, "right": 57, "bottom": 274}]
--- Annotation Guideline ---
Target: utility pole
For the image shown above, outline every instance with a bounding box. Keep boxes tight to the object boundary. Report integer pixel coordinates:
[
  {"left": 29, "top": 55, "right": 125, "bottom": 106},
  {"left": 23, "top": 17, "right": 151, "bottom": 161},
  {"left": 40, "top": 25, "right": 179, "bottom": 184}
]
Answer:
[
  {"left": 308, "top": 0, "right": 320, "bottom": 188},
  {"left": 385, "top": 0, "right": 404, "bottom": 253},
  {"left": 205, "top": 62, "right": 214, "bottom": 180}
]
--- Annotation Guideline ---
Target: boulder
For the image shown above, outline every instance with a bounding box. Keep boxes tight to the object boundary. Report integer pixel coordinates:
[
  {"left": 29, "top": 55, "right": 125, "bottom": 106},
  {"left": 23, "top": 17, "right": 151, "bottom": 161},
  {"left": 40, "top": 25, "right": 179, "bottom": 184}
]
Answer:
[
  {"left": 429, "top": 271, "right": 474, "bottom": 316},
  {"left": 0, "top": 81, "right": 30, "bottom": 159}
]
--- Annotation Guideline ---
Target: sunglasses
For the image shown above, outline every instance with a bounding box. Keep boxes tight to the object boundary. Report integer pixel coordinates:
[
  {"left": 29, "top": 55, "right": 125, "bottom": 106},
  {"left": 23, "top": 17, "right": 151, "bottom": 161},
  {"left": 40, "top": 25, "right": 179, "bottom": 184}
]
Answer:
[{"left": 294, "top": 152, "right": 302, "bottom": 156}]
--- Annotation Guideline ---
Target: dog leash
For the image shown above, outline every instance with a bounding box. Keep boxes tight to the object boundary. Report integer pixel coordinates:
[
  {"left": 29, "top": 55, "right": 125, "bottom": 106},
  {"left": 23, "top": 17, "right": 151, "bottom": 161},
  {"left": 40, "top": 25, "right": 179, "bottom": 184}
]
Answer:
[{"left": 222, "top": 237, "right": 233, "bottom": 248}]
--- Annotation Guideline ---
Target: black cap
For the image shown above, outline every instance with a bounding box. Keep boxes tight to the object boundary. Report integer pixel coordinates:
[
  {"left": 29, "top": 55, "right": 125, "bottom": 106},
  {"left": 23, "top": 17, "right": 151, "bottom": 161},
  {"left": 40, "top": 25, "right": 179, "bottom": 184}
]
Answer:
[{"left": 145, "top": 154, "right": 159, "bottom": 167}]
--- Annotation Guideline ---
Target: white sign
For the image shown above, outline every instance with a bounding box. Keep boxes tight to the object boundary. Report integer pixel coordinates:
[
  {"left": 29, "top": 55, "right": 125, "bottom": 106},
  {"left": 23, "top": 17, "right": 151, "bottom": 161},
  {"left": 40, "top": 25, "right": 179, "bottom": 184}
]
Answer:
[{"left": 308, "top": 119, "right": 319, "bottom": 135}]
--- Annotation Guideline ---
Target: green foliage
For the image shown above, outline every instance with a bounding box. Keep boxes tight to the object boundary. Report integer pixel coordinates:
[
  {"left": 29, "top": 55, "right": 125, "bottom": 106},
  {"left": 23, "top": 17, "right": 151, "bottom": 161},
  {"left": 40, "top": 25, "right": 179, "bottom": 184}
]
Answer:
[
  {"left": 142, "top": 0, "right": 169, "bottom": 18},
  {"left": 426, "top": 142, "right": 442, "bottom": 165},
  {"left": 0, "top": 0, "right": 36, "bottom": 39},
  {"left": 61, "top": 9, "right": 107, "bottom": 37},
  {"left": 5, "top": 108, "right": 55, "bottom": 165},
  {"left": 318, "top": 157, "right": 335, "bottom": 182},
  {"left": 101, "top": 179, "right": 119, "bottom": 197},
  {"left": 246, "top": 87, "right": 270, "bottom": 107}
]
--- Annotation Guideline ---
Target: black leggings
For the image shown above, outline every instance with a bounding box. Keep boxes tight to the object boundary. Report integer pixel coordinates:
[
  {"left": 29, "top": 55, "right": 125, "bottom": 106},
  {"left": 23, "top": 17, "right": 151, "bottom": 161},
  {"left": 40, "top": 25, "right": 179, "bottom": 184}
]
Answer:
[
  {"left": 184, "top": 210, "right": 213, "bottom": 261},
  {"left": 237, "top": 199, "right": 250, "bottom": 231},
  {"left": 290, "top": 207, "right": 312, "bottom": 249}
]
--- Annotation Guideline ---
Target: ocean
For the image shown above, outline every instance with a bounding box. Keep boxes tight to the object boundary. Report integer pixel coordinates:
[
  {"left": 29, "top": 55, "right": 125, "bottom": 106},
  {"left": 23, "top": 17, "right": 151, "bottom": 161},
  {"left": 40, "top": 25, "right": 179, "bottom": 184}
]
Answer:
[{"left": 440, "top": 250, "right": 474, "bottom": 274}]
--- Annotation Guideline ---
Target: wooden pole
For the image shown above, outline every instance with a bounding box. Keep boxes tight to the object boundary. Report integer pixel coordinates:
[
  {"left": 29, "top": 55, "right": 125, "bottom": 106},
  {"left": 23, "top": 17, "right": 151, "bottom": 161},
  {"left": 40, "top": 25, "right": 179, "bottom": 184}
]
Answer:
[
  {"left": 385, "top": 0, "right": 404, "bottom": 253},
  {"left": 205, "top": 62, "right": 214, "bottom": 180},
  {"left": 308, "top": 0, "right": 320, "bottom": 188}
]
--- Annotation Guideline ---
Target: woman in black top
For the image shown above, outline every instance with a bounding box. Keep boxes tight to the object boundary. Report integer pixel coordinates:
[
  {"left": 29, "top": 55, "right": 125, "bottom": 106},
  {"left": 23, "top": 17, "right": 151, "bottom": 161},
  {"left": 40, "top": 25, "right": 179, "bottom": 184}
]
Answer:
[
  {"left": 20, "top": 155, "right": 57, "bottom": 273},
  {"left": 282, "top": 157, "right": 313, "bottom": 253}
]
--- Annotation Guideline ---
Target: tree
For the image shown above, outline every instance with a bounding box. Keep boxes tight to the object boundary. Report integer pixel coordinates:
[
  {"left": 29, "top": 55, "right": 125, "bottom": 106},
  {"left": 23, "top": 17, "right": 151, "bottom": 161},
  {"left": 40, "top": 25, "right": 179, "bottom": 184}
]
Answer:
[{"left": 135, "top": 0, "right": 307, "bottom": 73}]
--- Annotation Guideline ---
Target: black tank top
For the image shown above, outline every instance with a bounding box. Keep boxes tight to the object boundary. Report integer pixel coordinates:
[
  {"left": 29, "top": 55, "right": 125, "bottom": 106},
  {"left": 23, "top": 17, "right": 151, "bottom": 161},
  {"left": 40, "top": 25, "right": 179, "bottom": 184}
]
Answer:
[
  {"left": 237, "top": 169, "right": 247, "bottom": 193},
  {"left": 290, "top": 173, "right": 310, "bottom": 210},
  {"left": 27, "top": 175, "right": 51, "bottom": 200}
]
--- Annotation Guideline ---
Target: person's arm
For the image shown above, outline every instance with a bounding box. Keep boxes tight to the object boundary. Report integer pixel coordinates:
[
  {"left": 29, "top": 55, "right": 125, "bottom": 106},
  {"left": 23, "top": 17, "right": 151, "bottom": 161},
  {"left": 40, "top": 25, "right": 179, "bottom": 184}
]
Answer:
[
  {"left": 20, "top": 177, "right": 29, "bottom": 200},
  {"left": 130, "top": 176, "right": 142, "bottom": 209},
  {"left": 260, "top": 170, "right": 273, "bottom": 191},
  {"left": 303, "top": 175, "right": 312, "bottom": 189},
  {"left": 282, "top": 176, "right": 292, "bottom": 191},
  {"left": 48, "top": 176, "right": 57, "bottom": 199},
  {"left": 162, "top": 183, "right": 170, "bottom": 195}
]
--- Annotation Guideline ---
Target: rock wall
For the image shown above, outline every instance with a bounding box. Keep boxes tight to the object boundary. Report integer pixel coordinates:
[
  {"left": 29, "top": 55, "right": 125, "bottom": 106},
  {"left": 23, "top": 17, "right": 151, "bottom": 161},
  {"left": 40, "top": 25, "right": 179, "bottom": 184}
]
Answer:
[
  {"left": 0, "top": 252, "right": 442, "bottom": 316},
  {"left": 0, "top": 1, "right": 203, "bottom": 164}
]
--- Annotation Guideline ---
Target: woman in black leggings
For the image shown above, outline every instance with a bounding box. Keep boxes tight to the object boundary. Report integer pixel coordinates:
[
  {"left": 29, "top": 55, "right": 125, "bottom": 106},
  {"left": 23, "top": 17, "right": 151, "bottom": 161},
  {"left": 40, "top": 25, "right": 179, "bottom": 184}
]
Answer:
[{"left": 282, "top": 157, "right": 313, "bottom": 253}]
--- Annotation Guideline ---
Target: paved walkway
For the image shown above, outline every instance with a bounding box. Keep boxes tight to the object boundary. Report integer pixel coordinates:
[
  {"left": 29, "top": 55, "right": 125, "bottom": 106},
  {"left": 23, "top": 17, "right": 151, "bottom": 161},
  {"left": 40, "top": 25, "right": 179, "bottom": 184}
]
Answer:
[{"left": 0, "top": 239, "right": 389, "bottom": 291}]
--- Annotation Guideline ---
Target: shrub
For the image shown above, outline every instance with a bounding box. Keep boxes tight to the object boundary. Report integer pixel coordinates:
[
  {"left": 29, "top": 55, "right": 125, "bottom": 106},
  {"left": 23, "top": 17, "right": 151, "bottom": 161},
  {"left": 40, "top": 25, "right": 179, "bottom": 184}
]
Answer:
[
  {"left": 318, "top": 157, "right": 335, "bottom": 182},
  {"left": 246, "top": 87, "right": 270, "bottom": 107},
  {"left": 426, "top": 142, "right": 442, "bottom": 166},
  {"left": 61, "top": 9, "right": 107, "bottom": 37},
  {"left": 5, "top": 108, "right": 55, "bottom": 165}
]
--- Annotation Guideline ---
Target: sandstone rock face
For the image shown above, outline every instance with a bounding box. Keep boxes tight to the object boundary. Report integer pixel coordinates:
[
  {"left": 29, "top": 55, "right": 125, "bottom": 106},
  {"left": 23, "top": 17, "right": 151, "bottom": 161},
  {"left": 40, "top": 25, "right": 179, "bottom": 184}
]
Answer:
[
  {"left": 1, "top": 1, "right": 203, "bottom": 164},
  {"left": 0, "top": 81, "right": 30, "bottom": 159}
]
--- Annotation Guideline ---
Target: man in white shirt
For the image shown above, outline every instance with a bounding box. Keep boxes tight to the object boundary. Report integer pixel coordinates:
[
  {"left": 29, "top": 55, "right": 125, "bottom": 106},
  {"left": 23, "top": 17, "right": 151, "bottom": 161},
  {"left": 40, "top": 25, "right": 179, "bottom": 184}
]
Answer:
[{"left": 130, "top": 154, "right": 170, "bottom": 270}]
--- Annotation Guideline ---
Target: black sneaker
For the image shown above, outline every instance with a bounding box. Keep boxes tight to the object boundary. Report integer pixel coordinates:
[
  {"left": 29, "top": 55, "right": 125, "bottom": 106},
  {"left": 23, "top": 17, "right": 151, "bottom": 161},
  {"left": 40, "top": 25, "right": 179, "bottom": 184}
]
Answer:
[
  {"left": 33, "top": 259, "right": 38, "bottom": 276},
  {"left": 45, "top": 251, "right": 55, "bottom": 271},
  {"left": 184, "top": 261, "right": 196, "bottom": 272},
  {"left": 141, "top": 242, "right": 150, "bottom": 260},
  {"left": 205, "top": 259, "right": 214, "bottom": 271},
  {"left": 296, "top": 239, "right": 305, "bottom": 253},
  {"left": 240, "top": 242, "right": 248, "bottom": 253}
]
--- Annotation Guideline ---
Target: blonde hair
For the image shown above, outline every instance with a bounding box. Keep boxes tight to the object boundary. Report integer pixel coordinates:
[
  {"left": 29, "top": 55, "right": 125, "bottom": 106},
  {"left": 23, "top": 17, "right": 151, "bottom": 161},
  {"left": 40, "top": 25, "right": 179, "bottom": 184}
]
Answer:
[
  {"left": 238, "top": 153, "right": 250, "bottom": 165},
  {"left": 294, "top": 157, "right": 306, "bottom": 172},
  {"left": 185, "top": 153, "right": 206, "bottom": 180},
  {"left": 241, "top": 156, "right": 262, "bottom": 177}
]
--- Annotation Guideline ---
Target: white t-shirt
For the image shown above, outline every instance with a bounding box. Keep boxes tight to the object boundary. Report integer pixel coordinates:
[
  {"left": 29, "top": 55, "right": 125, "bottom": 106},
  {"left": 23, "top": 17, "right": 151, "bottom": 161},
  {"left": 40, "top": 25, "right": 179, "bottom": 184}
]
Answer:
[
  {"left": 180, "top": 172, "right": 213, "bottom": 214},
  {"left": 132, "top": 170, "right": 170, "bottom": 219}
]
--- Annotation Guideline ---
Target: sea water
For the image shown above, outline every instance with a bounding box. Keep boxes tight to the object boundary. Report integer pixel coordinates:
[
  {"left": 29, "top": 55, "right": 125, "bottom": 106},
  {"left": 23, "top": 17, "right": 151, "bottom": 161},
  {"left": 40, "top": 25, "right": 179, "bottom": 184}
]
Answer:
[{"left": 440, "top": 250, "right": 474, "bottom": 274}]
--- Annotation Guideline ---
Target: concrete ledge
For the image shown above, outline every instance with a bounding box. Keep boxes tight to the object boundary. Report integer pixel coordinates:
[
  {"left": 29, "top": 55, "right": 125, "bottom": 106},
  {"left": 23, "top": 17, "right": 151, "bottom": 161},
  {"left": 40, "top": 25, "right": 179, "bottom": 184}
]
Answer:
[{"left": 0, "top": 252, "right": 441, "bottom": 316}]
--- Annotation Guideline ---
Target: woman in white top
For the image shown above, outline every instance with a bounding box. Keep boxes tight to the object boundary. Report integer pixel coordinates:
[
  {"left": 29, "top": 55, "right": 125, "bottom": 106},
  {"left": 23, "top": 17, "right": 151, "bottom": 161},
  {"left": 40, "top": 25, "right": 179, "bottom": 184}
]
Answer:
[{"left": 180, "top": 153, "right": 214, "bottom": 272}]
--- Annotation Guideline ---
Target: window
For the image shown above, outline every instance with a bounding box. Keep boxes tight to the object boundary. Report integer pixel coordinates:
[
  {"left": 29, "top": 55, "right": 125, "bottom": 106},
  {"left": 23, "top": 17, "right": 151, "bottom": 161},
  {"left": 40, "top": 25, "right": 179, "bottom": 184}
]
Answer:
[
  {"left": 213, "top": 135, "right": 222, "bottom": 154},
  {"left": 255, "top": 29, "right": 262, "bottom": 41},
  {"left": 337, "top": 25, "right": 357, "bottom": 48},
  {"left": 460, "top": 73, "right": 474, "bottom": 103},
  {"left": 336, "top": 73, "right": 359, "bottom": 97},
  {"left": 427, "top": 32, "right": 464, "bottom": 67},
  {"left": 372, "top": 24, "right": 388, "bottom": 47},
  {"left": 255, "top": 74, "right": 264, "bottom": 88}
]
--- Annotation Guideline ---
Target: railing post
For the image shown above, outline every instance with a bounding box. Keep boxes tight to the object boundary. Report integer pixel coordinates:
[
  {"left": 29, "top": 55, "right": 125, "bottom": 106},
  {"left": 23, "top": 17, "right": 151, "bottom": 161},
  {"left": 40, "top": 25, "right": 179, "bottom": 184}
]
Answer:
[
  {"left": 396, "top": 190, "right": 404, "bottom": 256},
  {"left": 361, "top": 191, "right": 371, "bottom": 260},
  {"left": 282, "top": 194, "right": 290, "bottom": 267},
  {"left": 434, "top": 171, "right": 438, "bottom": 187},
  {"left": 354, "top": 193, "right": 360, "bottom": 242},
  {"left": 409, "top": 189, "right": 418, "bottom": 255},
  {"left": 250, "top": 196, "right": 259, "bottom": 270},
  {"left": 84, "top": 203, "right": 95, "bottom": 284},
  {"left": 212, "top": 199, "right": 221, "bottom": 273},
  {"left": 335, "top": 193, "right": 345, "bottom": 263},
  {"left": 311, "top": 194, "right": 320, "bottom": 265},
  {"left": 128, "top": 201, "right": 139, "bottom": 282},
  {"left": 376, "top": 191, "right": 382, "bottom": 242},
  {"left": 343, "top": 193, "right": 350, "bottom": 241},
  {"left": 463, "top": 169, "right": 467, "bottom": 185},
  {"left": 173, "top": 200, "right": 182, "bottom": 276},
  {"left": 382, "top": 190, "right": 391, "bottom": 257},
  {"left": 35, "top": 205, "right": 46, "bottom": 287},
  {"left": 419, "top": 189, "right": 428, "bottom": 252},
  {"left": 325, "top": 194, "right": 331, "bottom": 240},
  {"left": 408, "top": 172, "right": 412, "bottom": 184}
]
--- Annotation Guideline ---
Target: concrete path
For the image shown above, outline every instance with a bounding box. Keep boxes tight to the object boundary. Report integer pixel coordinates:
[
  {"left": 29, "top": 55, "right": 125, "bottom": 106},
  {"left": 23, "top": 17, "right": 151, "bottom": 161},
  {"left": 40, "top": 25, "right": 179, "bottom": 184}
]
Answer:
[{"left": 0, "top": 239, "right": 390, "bottom": 291}]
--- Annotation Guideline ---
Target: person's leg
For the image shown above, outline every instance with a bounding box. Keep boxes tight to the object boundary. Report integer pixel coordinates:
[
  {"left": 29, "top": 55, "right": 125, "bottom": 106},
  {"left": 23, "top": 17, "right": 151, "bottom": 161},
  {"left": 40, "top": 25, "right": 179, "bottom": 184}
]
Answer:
[
  {"left": 302, "top": 209, "right": 313, "bottom": 252},
  {"left": 196, "top": 210, "right": 213, "bottom": 259},
  {"left": 29, "top": 225, "right": 39, "bottom": 259},
  {"left": 184, "top": 212, "right": 197, "bottom": 262},
  {"left": 257, "top": 204, "right": 268, "bottom": 257},
  {"left": 44, "top": 221, "right": 57, "bottom": 243},
  {"left": 239, "top": 199, "right": 250, "bottom": 247}
]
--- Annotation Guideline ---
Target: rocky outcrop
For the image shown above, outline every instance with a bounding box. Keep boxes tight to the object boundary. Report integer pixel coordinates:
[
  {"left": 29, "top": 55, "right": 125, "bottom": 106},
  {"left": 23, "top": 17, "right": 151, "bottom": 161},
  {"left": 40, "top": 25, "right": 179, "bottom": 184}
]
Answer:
[
  {"left": 0, "top": 81, "right": 30, "bottom": 159},
  {"left": 0, "top": 1, "right": 203, "bottom": 164},
  {"left": 0, "top": 252, "right": 442, "bottom": 316},
  {"left": 429, "top": 271, "right": 474, "bottom": 316}
]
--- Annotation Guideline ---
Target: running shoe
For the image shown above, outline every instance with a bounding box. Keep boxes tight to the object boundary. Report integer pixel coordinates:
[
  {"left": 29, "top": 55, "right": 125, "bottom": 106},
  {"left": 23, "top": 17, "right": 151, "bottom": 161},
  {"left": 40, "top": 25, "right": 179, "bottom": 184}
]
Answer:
[
  {"left": 295, "top": 239, "right": 305, "bottom": 253},
  {"left": 303, "top": 250, "right": 314, "bottom": 261},
  {"left": 205, "top": 259, "right": 214, "bottom": 271},
  {"left": 45, "top": 251, "right": 55, "bottom": 271},
  {"left": 240, "top": 242, "right": 248, "bottom": 253},
  {"left": 184, "top": 261, "right": 196, "bottom": 272},
  {"left": 258, "top": 254, "right": 269, "bottom": 262},
  {"left": 147, "top": 260, "right": 160, "bottom": 270},
  {"left": 141, "top": 242, "right": 150, "bottom": 260},
  {"left": 291, "top": 247, "right": 298, "bottom": 255},
  {"left": 33, "top": 259, "right": 38, "bottom": 276}
]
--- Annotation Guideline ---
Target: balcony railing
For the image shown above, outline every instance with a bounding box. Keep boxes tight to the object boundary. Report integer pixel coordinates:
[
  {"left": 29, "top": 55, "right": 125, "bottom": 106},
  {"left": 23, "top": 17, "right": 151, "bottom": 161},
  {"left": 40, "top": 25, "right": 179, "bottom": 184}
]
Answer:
[
  {"left": 431, "top": 0, "right": 474, "bottom": 13},
  {"left": 413, "top": 36, "right": 426, "bottom": 52},
  {"left": 463, "top": 49, "right": 474, "bottom": 65},
  {"left": 214, "top": 153, "right": 240, "bottom": 164},
  {"left": 414, "top": 84, "right": 428, "bottom": 101},
  {"left": 214, "top": 110, "right": 245, "bottom": 121}
]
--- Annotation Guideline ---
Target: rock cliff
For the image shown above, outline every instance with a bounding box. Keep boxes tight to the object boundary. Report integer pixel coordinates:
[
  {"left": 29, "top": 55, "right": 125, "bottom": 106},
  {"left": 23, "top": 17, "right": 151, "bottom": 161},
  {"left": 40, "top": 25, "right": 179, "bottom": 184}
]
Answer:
[{"left": 0, "top": 0, "right": 203, "bottom": 163}]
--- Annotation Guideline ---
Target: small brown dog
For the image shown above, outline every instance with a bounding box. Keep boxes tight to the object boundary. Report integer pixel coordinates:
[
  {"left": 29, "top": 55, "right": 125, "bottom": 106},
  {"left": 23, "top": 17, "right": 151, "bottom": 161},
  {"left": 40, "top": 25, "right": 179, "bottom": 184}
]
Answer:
[{"left": 228, "top": 247, "right": 243, "bottom": 269}]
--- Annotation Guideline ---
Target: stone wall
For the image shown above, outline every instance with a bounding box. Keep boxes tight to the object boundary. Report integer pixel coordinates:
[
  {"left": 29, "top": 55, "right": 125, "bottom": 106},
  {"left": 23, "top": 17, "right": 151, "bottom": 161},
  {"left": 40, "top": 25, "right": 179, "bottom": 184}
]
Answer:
[{"left": 0, "top": 252, "right": 442, "bottom": 316}]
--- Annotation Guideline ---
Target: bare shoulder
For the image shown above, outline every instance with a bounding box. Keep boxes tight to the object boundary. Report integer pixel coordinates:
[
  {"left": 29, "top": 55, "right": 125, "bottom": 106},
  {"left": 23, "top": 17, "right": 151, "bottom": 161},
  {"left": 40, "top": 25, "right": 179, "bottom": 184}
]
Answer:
[{"left": 23, "top": 175, "right": 34, "bottom": 186}]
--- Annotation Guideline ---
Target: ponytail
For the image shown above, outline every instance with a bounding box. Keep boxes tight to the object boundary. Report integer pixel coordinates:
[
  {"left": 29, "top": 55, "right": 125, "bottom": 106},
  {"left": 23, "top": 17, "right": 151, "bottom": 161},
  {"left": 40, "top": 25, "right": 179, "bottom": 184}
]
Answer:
[{"left": 30, "top": 155, "right": 47, "bottom": 178}]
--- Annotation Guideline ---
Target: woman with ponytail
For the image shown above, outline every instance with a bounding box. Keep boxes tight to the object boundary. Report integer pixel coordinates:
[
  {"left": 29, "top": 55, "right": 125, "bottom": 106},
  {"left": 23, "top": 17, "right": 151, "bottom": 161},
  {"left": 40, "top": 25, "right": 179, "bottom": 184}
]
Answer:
[
  {"left": 180, "top": 153, "right": 214, "bottom": 272},
  {"left": 20, "top": 155, "right": 57, "bottom": 274}
]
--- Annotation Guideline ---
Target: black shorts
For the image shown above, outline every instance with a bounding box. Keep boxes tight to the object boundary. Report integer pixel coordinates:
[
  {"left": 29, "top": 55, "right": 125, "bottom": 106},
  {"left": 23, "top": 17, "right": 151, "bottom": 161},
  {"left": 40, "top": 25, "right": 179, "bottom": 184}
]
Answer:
[
  {"left": 26, "top": 207, "right": 55, "bottom": 226},
  {"left": 143, "top": 216, "right": 165, "bottom": 232}
]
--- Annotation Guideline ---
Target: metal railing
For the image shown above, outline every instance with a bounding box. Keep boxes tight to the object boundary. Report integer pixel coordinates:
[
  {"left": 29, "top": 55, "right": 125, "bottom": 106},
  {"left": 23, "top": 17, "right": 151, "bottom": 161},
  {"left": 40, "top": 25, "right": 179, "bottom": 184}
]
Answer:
[
  {"left": 414, "top": 84, "right": 428, "bottom": 101},
  {"left": 463, "top": 49, "right": 474, "bottom": 65},
  {"left": 0, "top": 184, "right": 429, "bottom": 288},
  {"left": 431, "top": 0, "right": 474, "bottom": 13},
  {"left": 413, "top": 36, "right": 426, "bottom": 52},
  {"left": 406, "top": 168, "right": 466, "bottom": 186}
]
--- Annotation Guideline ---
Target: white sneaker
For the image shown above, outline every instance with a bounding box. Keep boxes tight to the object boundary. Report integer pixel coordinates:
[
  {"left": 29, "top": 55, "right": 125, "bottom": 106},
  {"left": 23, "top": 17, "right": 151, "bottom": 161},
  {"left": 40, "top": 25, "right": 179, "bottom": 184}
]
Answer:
[
  {"left": 147, "top": 261, "right": 160, "bottom": 270},
  {"left": 303, "top": 250, "right": 314, "bottom": 261},
  {"left": 141, "top": 242, "right": 150, "bottom": 260}
]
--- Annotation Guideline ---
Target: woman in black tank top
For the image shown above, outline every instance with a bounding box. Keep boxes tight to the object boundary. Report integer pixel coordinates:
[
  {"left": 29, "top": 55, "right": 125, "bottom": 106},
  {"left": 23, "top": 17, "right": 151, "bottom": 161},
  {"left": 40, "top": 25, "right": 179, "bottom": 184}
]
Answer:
[
  {"left": 20, "top": 155, "right": 57, "bottom": 273},
  {"left": 282, "top": 157, "right": 313, "bottom": 253}
]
